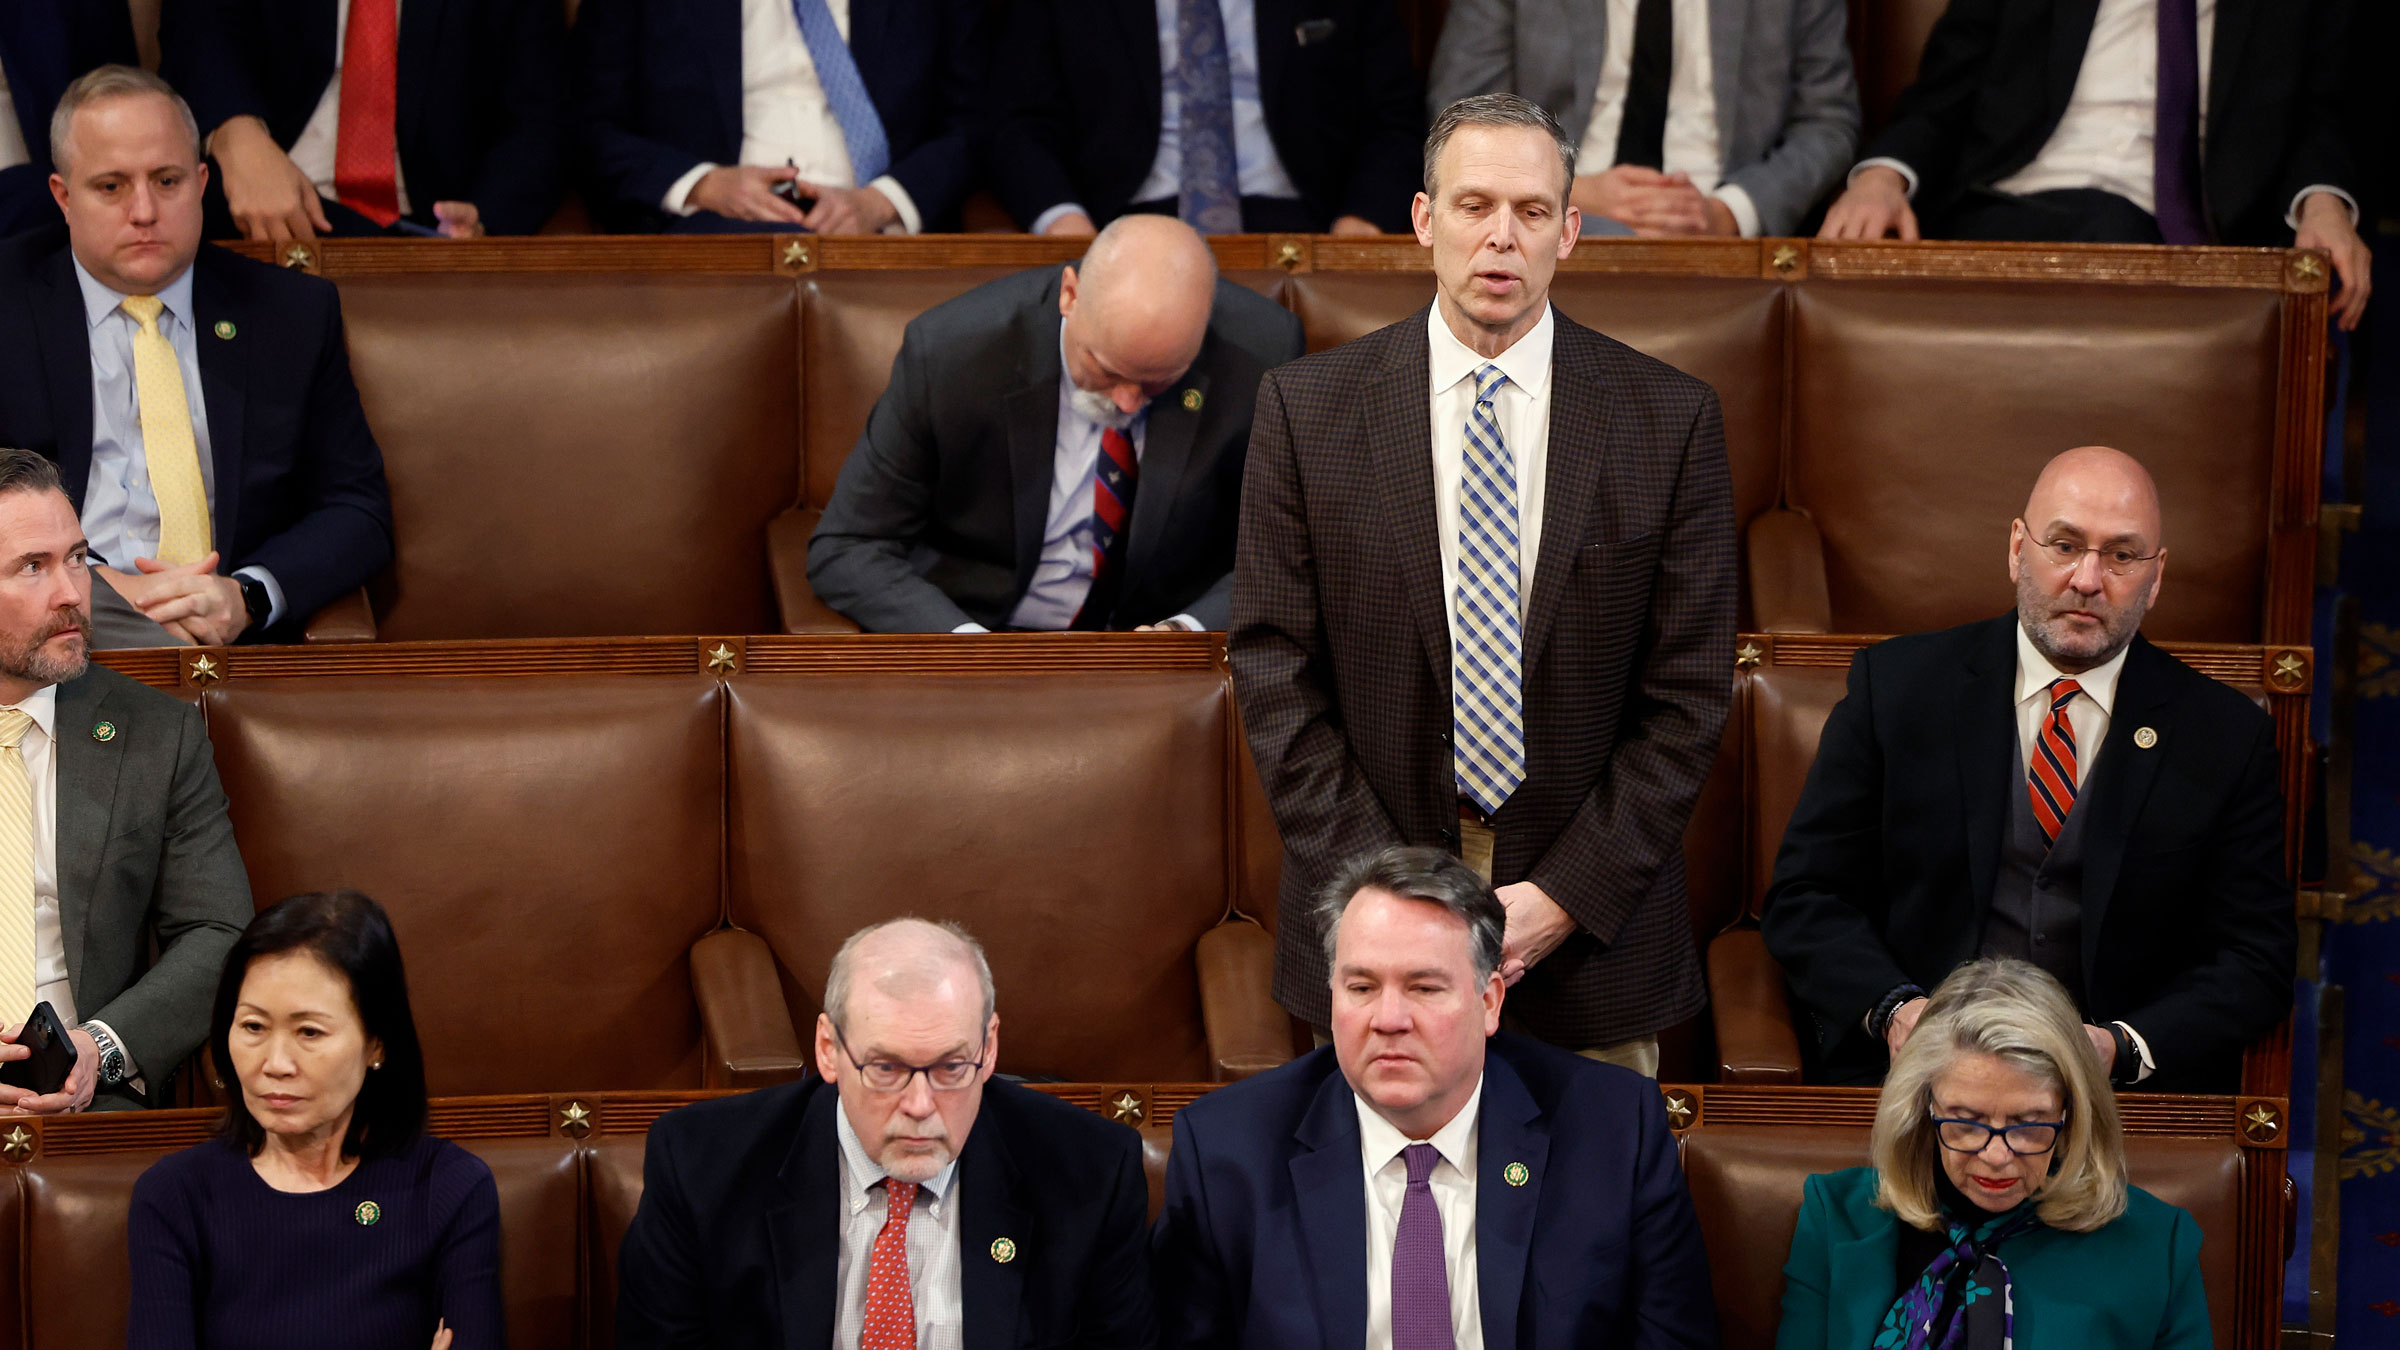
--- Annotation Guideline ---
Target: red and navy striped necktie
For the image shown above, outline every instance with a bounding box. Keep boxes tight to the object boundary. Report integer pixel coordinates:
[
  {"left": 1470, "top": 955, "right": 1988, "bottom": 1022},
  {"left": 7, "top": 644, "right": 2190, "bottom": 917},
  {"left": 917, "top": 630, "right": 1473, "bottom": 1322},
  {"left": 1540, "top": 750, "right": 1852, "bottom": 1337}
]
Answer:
[
  {"left": 2027, "top": 678, "right": 2082, "bottom": 846},
  {"left": 1071, "top": 427, "right": 1138, "bottom": 628}
]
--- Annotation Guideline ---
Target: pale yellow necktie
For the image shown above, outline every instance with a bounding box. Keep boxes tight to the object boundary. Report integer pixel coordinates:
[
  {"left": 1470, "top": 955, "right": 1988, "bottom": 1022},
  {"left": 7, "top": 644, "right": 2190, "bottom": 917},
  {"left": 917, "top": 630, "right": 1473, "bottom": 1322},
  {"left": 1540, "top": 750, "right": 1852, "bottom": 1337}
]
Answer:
[
  {"left": 118, "top": 295, "right": 212, "bottom": 566},
  {"left": 0, "top": 710, "right": 38, "bottom": 1021}
]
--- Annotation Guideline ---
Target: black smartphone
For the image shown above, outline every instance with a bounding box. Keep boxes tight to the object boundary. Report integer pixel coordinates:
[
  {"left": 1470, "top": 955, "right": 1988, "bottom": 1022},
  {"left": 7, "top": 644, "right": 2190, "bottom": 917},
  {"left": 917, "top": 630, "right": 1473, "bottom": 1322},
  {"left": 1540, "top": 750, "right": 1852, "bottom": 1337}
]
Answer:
[
  {"left": 773, "top": 158, "right": 816, "bottom": 214},
  {"left": 0, "top": 1001, "right": 75, "bottom": 1095}
]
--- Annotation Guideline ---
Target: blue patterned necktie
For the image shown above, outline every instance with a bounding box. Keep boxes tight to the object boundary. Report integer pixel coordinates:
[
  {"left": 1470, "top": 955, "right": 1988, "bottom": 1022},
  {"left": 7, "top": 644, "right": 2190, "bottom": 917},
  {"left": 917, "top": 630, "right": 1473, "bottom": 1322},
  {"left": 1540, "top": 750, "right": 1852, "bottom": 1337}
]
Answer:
[
  {"left": 787, "top": 0, "right": 891, "bottom": 184},
  {"left": 1173, "top": 0, "right": 1242, "bottom": 233},
  {"left": 1390, "top": 1143, "right": 1455, "bottom": 1349},
  {"left": 1454, "top": 364, "right": 1526, "bottom": 816}
]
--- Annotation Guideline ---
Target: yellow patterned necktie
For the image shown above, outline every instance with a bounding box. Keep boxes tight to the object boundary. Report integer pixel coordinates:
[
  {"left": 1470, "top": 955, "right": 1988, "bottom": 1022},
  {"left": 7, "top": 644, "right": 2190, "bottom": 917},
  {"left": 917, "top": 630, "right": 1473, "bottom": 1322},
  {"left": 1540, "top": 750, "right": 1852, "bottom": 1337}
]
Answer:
[
  {"left": 118, "top": 294, "right": 212, "bottom": 565},
  {"left": 0, "top": 709, "right": 38, "bottom": 1022}
]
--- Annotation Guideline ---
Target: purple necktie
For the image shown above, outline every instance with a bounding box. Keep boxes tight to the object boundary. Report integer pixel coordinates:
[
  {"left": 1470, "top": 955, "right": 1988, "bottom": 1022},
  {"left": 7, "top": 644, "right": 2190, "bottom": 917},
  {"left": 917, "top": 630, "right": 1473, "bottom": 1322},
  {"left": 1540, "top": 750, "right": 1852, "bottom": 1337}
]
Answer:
[
  {"left": 2152, "top": 0, "right": 2207, "bottom": 244},
  {"left": 1391, "top": 1143, "right": 1456, "bottom": 1350}
]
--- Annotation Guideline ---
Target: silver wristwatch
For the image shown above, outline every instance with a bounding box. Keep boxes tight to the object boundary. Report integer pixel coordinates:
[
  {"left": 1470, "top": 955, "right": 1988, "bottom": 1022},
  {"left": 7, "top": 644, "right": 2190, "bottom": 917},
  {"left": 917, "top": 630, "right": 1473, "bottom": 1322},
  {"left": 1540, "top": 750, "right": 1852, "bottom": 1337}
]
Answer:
[{"left": 80, "top": 1021, "right": 129, "bottom": 1087}]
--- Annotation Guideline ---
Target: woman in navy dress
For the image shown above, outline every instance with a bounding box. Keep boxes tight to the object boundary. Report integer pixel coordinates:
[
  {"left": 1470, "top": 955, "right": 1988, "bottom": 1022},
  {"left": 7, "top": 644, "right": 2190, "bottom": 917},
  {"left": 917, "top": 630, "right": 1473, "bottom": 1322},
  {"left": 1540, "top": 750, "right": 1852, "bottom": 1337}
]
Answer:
[{"left": 128, "top": 890, "right": 504, "bottom": 1349}]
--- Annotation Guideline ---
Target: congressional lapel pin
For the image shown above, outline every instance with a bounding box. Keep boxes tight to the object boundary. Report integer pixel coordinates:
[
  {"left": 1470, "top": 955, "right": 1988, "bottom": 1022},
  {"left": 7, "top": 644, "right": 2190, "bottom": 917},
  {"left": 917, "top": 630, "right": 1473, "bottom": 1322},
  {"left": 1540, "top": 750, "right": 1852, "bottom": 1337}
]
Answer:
[
  {"left": 213, "top": 321, "right": 236, "bottom": 340},
  {"left": 1181, "top": 388, "right": 1203, "bottom": 413},
  {"left": 90, "top": 722, "right": 116, "bottom": 743},
  {"left": 1503, "top": 1161, "right": 1530, "bottom": 1187},
  {"left": 2134, "top": 726, "right": 2159, "bottom": 749},
  {"left": 990, "top": 1237, "right": 1017, "bottom": 1264},
  {"left": 353, "top": 1200, "right": 381, "bottom": 1227}
]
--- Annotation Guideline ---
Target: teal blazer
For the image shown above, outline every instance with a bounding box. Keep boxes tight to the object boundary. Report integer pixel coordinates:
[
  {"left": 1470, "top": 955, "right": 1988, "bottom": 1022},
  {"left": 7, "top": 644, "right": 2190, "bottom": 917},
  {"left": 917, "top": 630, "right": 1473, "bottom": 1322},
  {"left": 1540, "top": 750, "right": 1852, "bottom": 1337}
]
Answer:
[{"left": 1774, "top": 1167, "right": 2213, "bottom": 1350}]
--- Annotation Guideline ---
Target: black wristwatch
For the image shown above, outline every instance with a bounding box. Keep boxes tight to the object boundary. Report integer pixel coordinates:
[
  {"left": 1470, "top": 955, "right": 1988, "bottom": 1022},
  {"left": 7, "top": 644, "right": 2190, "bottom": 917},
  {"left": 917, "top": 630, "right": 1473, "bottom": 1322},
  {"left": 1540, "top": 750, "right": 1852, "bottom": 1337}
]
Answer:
[{"left": 235, "top": 573, "right": 270, "bottom": 635}]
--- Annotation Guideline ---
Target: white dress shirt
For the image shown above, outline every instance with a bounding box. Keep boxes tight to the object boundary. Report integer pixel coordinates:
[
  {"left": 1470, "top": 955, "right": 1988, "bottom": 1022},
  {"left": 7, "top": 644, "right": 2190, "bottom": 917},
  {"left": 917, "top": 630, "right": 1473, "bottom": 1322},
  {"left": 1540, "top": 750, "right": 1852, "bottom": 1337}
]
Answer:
[
  {"left": 662, "top": 0, "right": 921, "bottom": 233},
  {"left": 2011, "top": 621, "right": 2154, "bottom": 1082},
  {"left": 1429, "top": 303, "right": 1551, "bottom": 650},
  {"left": 1358, "top": 1075, "right": 1485, "bottom": 1350},
  {"left": 834, "top": 1104, "right": 965, "bottom": 1350},
  {"left": 0, "top": 60, "right": 29, "bottom": 172},
  {"left": 1576, "top": 0, "right": 1761, "bottom": 237},
  {"left": 3, "top": 686, "right": 136, "bottom": 1078},
  {"left": 1857, "top": 0, "right": 2356, "bottom": 231},
  {"left": 71, "top": 259, "right": 287, "bottom": 626},
  {"left": 287, "top": 0, "right": 414, "bottom": 218},
  {"left": 1031, "top": 0, "right": 1304, "bottom": 233}
]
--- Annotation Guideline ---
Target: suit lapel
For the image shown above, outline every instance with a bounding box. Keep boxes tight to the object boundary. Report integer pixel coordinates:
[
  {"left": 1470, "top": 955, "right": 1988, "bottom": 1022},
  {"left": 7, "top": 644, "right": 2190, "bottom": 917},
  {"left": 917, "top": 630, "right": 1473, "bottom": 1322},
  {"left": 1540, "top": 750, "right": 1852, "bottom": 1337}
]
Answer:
[
  {"left": 846, "top": 0, "right": 891, "bottom": 107},
  {"left": 1288, "top": 1071, "right": 1369, "bottom": 1346},
  {"left": 1706, "top": 0, "right": 1748, "bottom": 166},
  {"left": 1827, "top": 1219, "right": 1902, "bottom": 1345},
  {"left": 51, "top": 673, "right": 122, "bottom": 998},
  {"left": 190, "top": 252, "right": 246, "bottom": 552},
  {"left": 1520, "top": 314, "right": 1610, "bottom": 680},
  {"left": 1007, "top": 298, "right": 1066, "bottom": 602},
  {"left": 1122, "top": 363, "right": 1208, "bottom": 607},
  {"left": 957, "top": 1095, "right": 1030, "bottom": 1350},
  {"left": 30, "top": 248, "right": 96, "bottom": 509},
  {"left": 1959, "top": 618, "right": 2019, "bottom": 919},
  {"left": 1474, "top": 1052, "right": 1548, "bottom": 1350},
  {"left": 395, "top": 0, "right": 446, "bottom": 164},
  {"left": 702, "top": 0, "right": 745, "bottom": 157},
  {"left": 1564, "top": 0, "right": 1607, "bottom": 139},
  {"left": 2074, "top": 637, "right": 2172, "bottom": 974},
  {"left": 2204, "top": 0, "right": 2258, "bottom": 134},
  {"left": 1369, "top": 313, "right": 1450, "bottom": 687},
  {"left": 768, "top": 1084, "right": 845, "bottom": 1350},
  {"left": 2046, "top": 0, "right": 2105, "bottom": 133},
  {"left": 1119, "top": 0, "right": 1163, "bottom": 154}
]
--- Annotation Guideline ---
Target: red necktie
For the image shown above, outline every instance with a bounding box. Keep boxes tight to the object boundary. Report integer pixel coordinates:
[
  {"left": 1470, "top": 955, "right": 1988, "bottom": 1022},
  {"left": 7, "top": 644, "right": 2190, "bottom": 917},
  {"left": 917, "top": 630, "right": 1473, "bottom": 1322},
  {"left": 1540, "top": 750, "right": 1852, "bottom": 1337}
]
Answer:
[
  {"left": 1070, "top": 427, "right": 1139, "bottom": 629},
  {"left": 333, "top": 0, "right": 401, "bottom": 227},
  {"left": 859, "top": 1180, "right": 918, "bottom": 1350},
  {"left": 2027, "top": 679, "right": 2082, "bottom": 847}
]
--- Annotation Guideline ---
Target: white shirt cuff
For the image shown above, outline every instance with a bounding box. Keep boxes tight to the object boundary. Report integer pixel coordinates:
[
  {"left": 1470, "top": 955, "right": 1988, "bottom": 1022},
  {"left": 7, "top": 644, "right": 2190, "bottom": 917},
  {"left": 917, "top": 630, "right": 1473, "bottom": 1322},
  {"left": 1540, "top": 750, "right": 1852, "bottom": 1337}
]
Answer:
[
  {"left": 663, "top": 162, "right": 717, "bottom": 216},
  {"left": 1851, "top": 157, "right": 1919, "bottom": 200},
  {"left": 952, "top": 622, "right": 991, "bottom": 634},
  {"left": 2286, "top": 185, "right": 2359, "bottom": 231},
  {"left": 232, "top": 565, "right": 285, "bottom": 629},
  {"left": 1030, "top": 203, "right": 1090, "bottom": 235},
  {"left": 1161, "top": 614, "right": 1203, "bottom": 632},
  {"left": 2111, "top": 1020, "right": 2156, "bottom": 1084},
  {"left": 869, "top": 176, "right": 921, "bottom": 235},
  {"left": 1712, "top": 183, "right": 1762, "bottom": 238}
]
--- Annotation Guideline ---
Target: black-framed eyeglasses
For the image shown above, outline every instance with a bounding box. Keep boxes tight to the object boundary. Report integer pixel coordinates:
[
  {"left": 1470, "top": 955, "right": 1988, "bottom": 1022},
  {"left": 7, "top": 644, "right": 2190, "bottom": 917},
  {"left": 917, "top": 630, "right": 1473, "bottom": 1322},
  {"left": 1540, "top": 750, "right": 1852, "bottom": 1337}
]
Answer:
[
  {"left": 831, "top": 1025, "right": 987, "bottom": 1094},
  {"left": 1929, "top": 1114, "right": 2066, "bottom": 1156},
  {"left": 2017, "top": 522, "right": 2163, "bottom": 577}
]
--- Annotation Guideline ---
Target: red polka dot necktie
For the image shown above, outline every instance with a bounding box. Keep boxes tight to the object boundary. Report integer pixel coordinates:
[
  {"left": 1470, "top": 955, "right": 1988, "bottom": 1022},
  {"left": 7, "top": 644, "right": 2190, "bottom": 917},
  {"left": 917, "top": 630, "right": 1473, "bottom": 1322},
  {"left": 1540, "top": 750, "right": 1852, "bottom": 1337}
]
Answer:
[
  {"left": 2027, "top": 678, "right": 2081, "bottom": 847},
  {"left": 333, "top": 0, "right": 401, "bottom": 227},
  {"left": 858, "top": 1179, "right": 918, "bottom": 1350}
]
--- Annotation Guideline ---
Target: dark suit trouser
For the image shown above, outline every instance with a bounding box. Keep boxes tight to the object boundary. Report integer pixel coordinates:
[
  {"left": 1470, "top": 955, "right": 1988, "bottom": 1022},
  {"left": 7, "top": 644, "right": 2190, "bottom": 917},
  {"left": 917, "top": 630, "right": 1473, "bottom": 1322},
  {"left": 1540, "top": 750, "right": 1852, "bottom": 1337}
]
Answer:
[{"left": 1933, "top": 187, "right": 2168, "bottom": 244}]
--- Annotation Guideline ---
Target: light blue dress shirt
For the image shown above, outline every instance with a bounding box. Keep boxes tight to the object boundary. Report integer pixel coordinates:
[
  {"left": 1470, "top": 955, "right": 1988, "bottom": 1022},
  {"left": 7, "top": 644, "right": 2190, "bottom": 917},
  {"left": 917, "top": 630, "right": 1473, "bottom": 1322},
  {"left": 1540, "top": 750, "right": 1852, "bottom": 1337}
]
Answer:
[
  {"left": 71, "top": 260, "right": 285, "bottom": 626},
  {"left": 1029, "top": 0, "right": 1305, "bottom": 232}
]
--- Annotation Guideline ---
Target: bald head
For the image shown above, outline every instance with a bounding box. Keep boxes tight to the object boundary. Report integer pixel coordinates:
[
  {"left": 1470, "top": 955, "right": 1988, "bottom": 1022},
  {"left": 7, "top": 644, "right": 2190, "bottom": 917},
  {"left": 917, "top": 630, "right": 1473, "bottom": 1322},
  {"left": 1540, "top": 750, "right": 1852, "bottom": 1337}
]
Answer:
[
  {"left": 2021, "top": 446, "right": 2164, "bottom": 549},
  {"left": 1058, "top": 215, "right": 1219, "bottom": 415},
  {"left": 2008, "top": 446, "right": 2167, "bottom": 672},
  {"left": 824, "top": 918, "right": 995, "bottom": 1031}
]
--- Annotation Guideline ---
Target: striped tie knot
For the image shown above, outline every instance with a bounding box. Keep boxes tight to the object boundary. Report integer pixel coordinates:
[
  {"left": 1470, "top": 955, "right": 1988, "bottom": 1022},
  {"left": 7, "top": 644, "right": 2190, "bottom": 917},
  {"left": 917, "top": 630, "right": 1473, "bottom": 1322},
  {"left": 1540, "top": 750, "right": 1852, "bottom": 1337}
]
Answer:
[
  {"left": 1473, "top": 363, "right": 1508, "bottom": 406},
  {"left": 0, "top": 711, "right": 26, "bottom": 752},
  {"left": 119, "top": 293, "right": 165, "bottom": 331},
  {"left": 2047, "top": 678, "right": 2082, "bottom": 713}
]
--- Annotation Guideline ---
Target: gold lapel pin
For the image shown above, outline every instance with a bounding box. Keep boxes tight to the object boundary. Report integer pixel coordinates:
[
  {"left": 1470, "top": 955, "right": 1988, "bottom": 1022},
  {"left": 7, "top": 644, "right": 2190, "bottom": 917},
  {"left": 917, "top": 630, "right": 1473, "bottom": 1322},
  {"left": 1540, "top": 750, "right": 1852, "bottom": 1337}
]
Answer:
[
  {"left": 90, "top": 722, "right": 116, "bottom": 742},
  {"left": 1503, "top": 1161, "right": 1530, "bottom": 1187},
  {"left": 990, "top": 1236, "right": 1017, "bottom": 1263},
  {"left": 1181, "top": 388, "right": 1203, "bottom": 412},
  {"left": 2133, "top": 726, "right": 2158, "bottom": 749},
  {"left": 353, "top": 1200, "right": 381, "bottom": 1226},
  {"left": 213, "top": 321, "right": 236, "bottom": 340}
]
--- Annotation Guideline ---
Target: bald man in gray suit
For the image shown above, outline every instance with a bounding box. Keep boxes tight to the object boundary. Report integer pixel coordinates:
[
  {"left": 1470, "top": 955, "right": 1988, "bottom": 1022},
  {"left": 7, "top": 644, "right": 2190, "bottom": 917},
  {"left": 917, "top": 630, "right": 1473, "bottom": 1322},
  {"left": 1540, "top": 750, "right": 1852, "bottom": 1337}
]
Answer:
[{"left": 1428, "top": 0, "right": 1859, "bottom": 238}]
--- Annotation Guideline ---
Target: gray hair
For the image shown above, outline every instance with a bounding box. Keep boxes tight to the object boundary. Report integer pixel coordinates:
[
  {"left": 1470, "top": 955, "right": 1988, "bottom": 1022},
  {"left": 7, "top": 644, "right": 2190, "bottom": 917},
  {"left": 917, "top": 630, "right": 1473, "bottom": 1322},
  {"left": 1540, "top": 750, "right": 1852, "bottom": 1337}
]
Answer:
[
  {"left": 823, "top": 918, "right": 996, "bottom": 1033},
  {"left": 50, "top": 66, "right": 204, "bottom": 178},
  {"left": 1423, "top": 93, "right": 1577, "bottom": 200},
  {"left": 0, "top": 449, "right": 64, "bottom": 500},
  {"left": 1315, "top": 845, "right": 1505, "bottom": 982}
]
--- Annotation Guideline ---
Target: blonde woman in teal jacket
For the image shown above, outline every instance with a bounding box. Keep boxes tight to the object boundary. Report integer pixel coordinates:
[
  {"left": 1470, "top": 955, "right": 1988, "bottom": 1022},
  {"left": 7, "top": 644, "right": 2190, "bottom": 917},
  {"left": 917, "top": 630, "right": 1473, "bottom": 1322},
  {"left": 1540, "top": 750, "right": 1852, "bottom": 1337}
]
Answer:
[{"left": 1776, "top": 958, "right": 2213, "bottom": 1350}]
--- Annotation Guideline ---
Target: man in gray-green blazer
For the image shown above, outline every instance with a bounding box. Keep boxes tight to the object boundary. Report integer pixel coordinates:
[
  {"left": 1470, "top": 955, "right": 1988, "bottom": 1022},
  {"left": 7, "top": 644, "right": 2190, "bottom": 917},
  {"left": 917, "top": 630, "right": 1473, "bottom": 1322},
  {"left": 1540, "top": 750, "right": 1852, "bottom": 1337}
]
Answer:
[{"left": 0, "top": 448, "right": 250, "bottom": 1113}]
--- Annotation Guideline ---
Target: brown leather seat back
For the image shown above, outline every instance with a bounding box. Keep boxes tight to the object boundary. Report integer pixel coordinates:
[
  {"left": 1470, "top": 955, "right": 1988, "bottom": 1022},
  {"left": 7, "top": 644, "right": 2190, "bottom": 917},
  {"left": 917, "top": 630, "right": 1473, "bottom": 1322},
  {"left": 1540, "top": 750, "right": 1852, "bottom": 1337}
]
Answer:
[
  {"left": 338, "top": 274, "right": 800, "bottom": 639},
  {"left": 1787, "top": 282, "right": 2282, "bottom": 641},
  {"left": 1683, "top": 1123, "right": 2243, "bottom": 1350},
  {"left": 724, "top": 672, "right": 1237, "bottom": 1081},
  {"left": 1853, "top": 0, "right": 1953, "bottom": 136},
  {"left": 204, "top": 676, "right": 727, "bottom": 1094},
  {"left": 587, "top": 1133, "right": 651, "bottom": 1350},
  {"left": 801, "top": 270, "right": 1022, "bottom": 509},
  {"left": 1748, "top": 664, "right": 1851, "bottom": 916},
  {"left": 460, "top": 1136, "right": 585, "bottom": 1350}
]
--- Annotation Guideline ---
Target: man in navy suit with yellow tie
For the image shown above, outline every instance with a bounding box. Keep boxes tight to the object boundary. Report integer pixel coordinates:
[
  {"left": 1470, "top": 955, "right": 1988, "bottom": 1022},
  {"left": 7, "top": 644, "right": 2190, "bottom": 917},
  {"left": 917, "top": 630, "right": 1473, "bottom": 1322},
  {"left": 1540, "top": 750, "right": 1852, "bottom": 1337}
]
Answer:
[{"left": 1152, "top": 846, "right": 1717, "bottom": 1348}]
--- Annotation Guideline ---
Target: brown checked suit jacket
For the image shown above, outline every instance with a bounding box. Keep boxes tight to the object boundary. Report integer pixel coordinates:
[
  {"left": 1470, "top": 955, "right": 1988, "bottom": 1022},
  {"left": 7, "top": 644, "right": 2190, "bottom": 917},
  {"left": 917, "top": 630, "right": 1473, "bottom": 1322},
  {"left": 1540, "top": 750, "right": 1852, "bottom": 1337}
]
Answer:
[{"left": 1229, "top": 304, "right": 1736, "bottom": 1047}]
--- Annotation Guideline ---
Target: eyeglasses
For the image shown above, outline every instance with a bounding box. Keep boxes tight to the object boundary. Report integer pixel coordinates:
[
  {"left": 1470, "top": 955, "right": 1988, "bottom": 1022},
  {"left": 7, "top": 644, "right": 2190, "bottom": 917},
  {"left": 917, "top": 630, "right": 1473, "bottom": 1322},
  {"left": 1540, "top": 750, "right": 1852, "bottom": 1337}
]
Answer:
[
  {"left": 2019, "top": 524, "right": 2162, "bottom": 577},
  {"left": 831, "top": 1025, "right": 986, "bottom": 1094},
  {"left": 1929, "top": 1114, "right": 2066, "bottom": 1156}
]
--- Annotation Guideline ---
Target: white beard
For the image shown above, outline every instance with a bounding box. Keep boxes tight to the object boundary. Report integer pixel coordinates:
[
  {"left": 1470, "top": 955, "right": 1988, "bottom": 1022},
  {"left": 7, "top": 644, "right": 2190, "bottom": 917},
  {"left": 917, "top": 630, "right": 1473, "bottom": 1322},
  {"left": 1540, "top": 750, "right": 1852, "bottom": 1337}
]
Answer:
[{"left": 1069, "top": 384, "right": 1136, "bottom": 430}]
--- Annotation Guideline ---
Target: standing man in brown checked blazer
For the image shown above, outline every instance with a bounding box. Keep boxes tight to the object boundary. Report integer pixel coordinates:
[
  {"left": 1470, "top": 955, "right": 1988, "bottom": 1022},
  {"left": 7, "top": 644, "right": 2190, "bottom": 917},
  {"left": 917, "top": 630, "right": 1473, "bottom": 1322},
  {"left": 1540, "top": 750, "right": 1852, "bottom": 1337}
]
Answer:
[{"left": 1230, "top": 92, "right": 1737, "bottom": 1070}]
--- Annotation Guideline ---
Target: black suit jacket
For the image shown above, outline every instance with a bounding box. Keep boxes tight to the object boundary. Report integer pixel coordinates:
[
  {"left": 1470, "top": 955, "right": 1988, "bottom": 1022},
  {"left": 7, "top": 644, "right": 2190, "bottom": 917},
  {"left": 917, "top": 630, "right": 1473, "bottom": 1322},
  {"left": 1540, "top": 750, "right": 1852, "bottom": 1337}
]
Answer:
[
  {"left": 572, "top": 0, "right": 983, "bottom": 232},
  {"left": 1867, "top": 0, "right": 2358, "bottom": 244},
  {"left": 987, "top": 0, "right": 1424, "bottom": 232},
  {"left": 1151, "top": 1033, "right": 1717, "bottom": 1348},
  {"left": 159, "top": 0, "right": 568, "bottom": 236},
  {"left": 0, "top": 0, "right": 137, "bottom": 236},
  {"left": 0, "top": 233, "right": 395, "bottom": 637},
  {"left": 1759, "top": 617, "right": 2295, "bottom": 1092},
  {"left": 616, "top": 1074, "right": 1156, "bottom": 1350},
  {"left": 1229, "top": 307, "right": 1737, "bottom": 1047},
  {"left": 808, "top": 265, "right": 1304, "bottom": 632}
]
